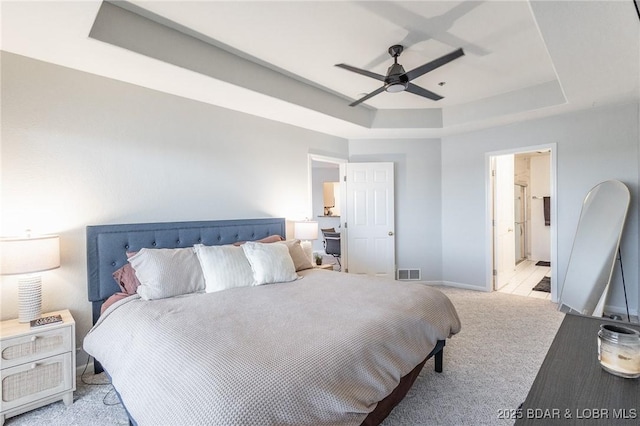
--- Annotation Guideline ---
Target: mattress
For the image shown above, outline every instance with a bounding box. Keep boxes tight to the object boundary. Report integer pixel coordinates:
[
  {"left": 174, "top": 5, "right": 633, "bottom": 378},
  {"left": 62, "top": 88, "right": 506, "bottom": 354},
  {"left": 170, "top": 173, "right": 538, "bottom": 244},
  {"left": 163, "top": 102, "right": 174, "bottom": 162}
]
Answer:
[{"left": 84, "top": 269, "right": 461, "bottom": 425}]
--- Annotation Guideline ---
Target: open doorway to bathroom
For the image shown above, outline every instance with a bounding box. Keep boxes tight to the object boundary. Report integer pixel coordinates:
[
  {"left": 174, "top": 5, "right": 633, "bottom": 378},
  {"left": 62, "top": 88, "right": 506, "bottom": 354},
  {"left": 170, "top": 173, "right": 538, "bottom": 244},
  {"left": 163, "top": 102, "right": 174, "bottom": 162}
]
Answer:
[{"left": 488, "top": 145, "right": 557, "bottom": 301}]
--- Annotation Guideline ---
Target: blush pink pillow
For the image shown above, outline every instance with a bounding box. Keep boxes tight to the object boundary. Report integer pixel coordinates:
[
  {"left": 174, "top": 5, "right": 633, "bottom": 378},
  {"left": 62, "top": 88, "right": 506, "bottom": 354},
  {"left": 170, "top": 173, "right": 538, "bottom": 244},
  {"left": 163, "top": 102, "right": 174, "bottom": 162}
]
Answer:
[
  {"left": 112, "top": 253, "right": 141, "bottom": 295},
  {"left": 233, "top": 235, "right": 283, "bottom": 246},
  {"left": 100, "top": 292, "right": 132, "bottom": 314}
]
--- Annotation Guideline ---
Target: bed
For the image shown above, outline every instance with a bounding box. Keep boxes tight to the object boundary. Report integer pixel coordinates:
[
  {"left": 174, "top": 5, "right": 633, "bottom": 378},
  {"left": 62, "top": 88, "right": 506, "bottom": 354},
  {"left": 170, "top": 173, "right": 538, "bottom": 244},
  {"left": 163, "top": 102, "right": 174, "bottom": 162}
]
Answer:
[{"left": 83, "top": 218, "right": 461, "bottom": 426}]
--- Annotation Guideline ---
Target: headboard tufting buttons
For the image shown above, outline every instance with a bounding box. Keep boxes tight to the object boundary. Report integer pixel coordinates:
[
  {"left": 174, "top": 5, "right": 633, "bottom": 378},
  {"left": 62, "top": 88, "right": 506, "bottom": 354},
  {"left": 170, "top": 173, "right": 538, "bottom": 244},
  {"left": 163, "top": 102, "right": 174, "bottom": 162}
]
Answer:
[
  {"left": 111, "top": 262, "right": 117, "bottom": 266},
  {"left": 152, "top": 242, "right": 157, "bottom": 246},
  {"left": 125, "top": 244, "right": 129, "bottom": 249}
]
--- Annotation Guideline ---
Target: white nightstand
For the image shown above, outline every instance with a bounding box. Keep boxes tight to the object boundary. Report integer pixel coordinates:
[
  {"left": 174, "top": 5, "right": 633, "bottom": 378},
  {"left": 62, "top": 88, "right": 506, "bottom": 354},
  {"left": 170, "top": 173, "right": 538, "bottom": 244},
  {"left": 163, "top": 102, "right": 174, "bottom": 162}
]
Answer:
[{"left": 0, "top": 309, "right": 76, "bottom": 425}]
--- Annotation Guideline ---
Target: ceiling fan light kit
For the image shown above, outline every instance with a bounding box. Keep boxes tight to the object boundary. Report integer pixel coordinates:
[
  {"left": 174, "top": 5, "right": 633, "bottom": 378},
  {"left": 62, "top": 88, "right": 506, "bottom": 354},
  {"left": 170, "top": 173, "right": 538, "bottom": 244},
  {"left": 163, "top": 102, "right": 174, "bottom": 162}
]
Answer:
[
  {"left": 336, "top": 44, "right": 465, "bottom": 107},
  {"left": 385, "top": 82, "right": 407, "bottom": 93}
]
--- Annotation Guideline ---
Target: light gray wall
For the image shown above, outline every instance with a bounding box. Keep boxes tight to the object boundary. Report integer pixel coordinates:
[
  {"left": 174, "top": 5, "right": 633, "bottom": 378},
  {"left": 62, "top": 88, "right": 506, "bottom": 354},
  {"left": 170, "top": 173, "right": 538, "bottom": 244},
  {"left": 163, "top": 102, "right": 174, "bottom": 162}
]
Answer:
[
  {"left": 529, "top": 155, "right": 551, "bottom": 261},
  {"left": 349, "top": 138, "right": 443, "bottom": 281},
  {"left": 441, "top": 102, "right": 640, "bottom": 315},
  {"left": 2, "top": 50, "right": 638, "bottom": 366},
  {"left": 0, "top": 52, "right": 348, "bottom": 360}
]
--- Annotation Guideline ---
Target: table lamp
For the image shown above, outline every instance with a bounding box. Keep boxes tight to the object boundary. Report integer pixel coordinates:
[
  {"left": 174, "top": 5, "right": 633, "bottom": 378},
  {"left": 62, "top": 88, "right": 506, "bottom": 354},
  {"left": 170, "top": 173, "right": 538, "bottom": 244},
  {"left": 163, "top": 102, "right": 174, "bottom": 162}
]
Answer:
[
  {"left": 1, "top": 234, "right": 60, "bottom": 322},
  {"left": 294, "top": 221, "right": 318, "bottom": 263}
]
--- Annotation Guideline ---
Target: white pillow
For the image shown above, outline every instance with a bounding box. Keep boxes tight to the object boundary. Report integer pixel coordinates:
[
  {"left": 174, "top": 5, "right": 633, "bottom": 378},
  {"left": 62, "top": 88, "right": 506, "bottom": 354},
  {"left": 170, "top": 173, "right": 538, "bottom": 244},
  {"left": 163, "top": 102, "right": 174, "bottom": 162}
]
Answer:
[
  {"left": 241, "top": 241, "right": 299, "bottom": 285},
  {"left": 194, "top": 244, "right": 254, "bottom": 292},
  {"left": 128, "top": 247, "right": 205, "bottom": 301}
]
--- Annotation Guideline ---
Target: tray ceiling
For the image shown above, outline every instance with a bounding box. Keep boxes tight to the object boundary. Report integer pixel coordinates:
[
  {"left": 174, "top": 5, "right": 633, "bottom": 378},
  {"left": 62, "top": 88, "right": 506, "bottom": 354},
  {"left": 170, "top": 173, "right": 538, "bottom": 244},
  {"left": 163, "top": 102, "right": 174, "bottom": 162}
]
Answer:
[{"left": 1, "top": 1, "right": 638, "bottom": 138}]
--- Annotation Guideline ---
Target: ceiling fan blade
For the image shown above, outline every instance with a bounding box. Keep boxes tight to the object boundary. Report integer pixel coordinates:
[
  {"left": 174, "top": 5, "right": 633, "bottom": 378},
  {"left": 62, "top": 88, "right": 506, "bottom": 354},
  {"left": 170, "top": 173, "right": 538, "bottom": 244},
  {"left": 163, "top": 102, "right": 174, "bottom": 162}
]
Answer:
[
  {"left": 404, "top": 48, "right": 464, "bottom": 81},
  {"left": 335, "top": 64, "right": 385, "bottom": 82},
  {"left": 349, "top": 86, "right": 386, "bottom": 107},
  {"left": 406, "top": 83, "right": 443, "bottom": 101}
]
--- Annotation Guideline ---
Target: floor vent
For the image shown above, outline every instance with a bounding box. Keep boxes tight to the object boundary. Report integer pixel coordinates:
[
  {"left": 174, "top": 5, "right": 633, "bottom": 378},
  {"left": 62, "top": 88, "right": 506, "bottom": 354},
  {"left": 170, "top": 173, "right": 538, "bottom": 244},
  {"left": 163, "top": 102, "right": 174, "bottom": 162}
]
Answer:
[{"left": 397, "top": 269, "right": 421, "bottom": 281}]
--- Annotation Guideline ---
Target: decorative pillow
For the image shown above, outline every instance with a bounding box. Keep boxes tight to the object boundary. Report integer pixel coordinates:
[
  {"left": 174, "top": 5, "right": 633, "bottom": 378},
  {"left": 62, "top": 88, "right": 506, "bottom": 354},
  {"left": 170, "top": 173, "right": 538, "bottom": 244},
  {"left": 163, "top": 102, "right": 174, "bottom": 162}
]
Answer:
[
  {"left": 128, "top": 247, "right": 205, "bottom": 300},
  {"left": 241, "top": 241, "right": 299, "bottom": 285},
  {"left": 279, "top": 239, "right": 313, "bottom": 271},
  {"left": 300, "top": 240, "right": 314, "bottom": 264},
  {"left": 112, "top": 263, "right": 141, "bottom": 295},
  {"left": 232, "top": 234, "right": 283, "bottom": 246},
  {"left": 100, "top": 292, "right": 132, "bottom": 315},
  {"left": 194, "top": 244, "right": 254, "bottom": 293}
]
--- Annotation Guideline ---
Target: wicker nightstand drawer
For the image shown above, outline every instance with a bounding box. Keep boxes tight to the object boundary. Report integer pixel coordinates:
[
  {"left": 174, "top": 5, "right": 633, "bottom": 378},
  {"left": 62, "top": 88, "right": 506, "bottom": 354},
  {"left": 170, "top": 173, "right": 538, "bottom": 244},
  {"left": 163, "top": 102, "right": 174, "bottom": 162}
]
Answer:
[
  {"left": 1, "top": 352, "right": 73, "bottom": 412},
  {"left": 0, "top": 310, "right": 75, "bottom": 424},
  {"left": 1, "top": 326, "right": 73, "bottom": 369}
]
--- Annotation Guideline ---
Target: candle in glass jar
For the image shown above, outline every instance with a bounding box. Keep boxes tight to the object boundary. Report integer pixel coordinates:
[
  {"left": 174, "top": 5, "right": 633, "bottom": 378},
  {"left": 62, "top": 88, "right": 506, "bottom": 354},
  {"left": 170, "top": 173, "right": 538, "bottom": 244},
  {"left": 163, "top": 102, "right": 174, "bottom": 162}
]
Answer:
[{"left": 598, "top": 324, "right": 640, "bottom": 379}]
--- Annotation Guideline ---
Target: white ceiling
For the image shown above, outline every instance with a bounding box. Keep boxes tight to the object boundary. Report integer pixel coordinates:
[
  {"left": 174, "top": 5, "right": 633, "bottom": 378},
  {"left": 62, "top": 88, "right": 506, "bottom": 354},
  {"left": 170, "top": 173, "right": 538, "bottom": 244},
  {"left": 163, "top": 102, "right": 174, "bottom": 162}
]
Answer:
[
  {"left": 129, "top": 0, "right": 556, "bottom": 109},
  {"left": 1, "top": 1, "right": 638, "bottom": 139}
]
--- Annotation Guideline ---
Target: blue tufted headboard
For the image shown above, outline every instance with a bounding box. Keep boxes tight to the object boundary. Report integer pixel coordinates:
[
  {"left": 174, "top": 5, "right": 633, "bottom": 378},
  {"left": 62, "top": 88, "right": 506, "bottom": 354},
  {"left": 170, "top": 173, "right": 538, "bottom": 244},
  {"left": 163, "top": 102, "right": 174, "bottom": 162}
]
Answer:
[{"left": 86, "top": 218, "right": 286, "bottom": 325}]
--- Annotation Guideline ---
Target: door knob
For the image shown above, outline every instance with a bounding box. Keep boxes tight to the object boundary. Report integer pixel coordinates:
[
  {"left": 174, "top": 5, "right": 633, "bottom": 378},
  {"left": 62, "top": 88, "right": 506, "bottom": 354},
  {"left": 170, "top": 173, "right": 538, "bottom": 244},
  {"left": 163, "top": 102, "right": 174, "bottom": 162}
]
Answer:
[{"left": 388, "top": 231, "right": 394, "bottom": 236}]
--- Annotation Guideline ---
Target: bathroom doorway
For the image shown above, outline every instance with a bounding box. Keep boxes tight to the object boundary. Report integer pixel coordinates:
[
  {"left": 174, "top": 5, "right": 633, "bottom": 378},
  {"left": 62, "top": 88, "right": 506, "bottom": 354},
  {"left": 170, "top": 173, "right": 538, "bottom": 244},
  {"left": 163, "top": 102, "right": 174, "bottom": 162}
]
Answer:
[{"left": 487, "top": 145, "right": 557, "bottom": 301}]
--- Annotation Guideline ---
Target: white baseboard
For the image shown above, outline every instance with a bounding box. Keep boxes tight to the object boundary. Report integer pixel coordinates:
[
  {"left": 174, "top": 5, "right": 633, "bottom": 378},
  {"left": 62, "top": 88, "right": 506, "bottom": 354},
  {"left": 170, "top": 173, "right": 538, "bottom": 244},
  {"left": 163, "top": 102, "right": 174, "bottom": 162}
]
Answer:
[
  {"left": 420, "top": 281, "right": 637, "bottom": 321},
  {"left": 416, "top": 280, "right": 443, "bottom": 286},
  {"left": 418, "top": 280, "right": 491, "bottom": 292},
  {"left": 76, "top": 358, "right": 94, "bottom": 377},
  {"left": 604, "top": 303, "right": 639, "bottom": 320}
]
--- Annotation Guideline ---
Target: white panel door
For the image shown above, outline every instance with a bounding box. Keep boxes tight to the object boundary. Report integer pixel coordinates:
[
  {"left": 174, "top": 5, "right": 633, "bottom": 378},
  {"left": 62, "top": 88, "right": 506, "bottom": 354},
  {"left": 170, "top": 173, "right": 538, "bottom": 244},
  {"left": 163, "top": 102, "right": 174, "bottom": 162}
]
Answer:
[
  {"left": 345, "top": 162, "right": 395, "bottom": 277},
  {"left": 494, "top": 155, "right": 516, "bottom": 290}
]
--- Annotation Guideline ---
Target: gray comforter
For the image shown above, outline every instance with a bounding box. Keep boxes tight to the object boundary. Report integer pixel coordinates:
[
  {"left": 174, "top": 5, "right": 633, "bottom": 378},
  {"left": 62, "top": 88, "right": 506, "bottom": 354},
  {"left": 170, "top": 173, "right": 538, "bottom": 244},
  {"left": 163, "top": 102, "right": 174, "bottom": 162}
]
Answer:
[{"left": 84, "top": 270, "right": 461, "bottom": 425}]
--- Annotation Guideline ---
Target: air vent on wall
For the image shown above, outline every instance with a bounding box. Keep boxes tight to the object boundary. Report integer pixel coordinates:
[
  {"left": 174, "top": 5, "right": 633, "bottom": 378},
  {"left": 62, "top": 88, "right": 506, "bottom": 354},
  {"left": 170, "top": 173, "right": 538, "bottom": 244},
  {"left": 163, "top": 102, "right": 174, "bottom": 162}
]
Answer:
[{"left": 397, "top": 269, "right": 421, "bottom": 281}]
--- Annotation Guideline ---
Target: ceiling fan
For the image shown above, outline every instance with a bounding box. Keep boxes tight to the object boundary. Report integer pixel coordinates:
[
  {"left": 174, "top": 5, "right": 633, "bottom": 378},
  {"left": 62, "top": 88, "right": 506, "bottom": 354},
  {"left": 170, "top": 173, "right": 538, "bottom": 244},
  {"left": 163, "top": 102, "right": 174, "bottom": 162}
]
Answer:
[{"left": 335, "top": 45, "right": 464, "bottom": 107}]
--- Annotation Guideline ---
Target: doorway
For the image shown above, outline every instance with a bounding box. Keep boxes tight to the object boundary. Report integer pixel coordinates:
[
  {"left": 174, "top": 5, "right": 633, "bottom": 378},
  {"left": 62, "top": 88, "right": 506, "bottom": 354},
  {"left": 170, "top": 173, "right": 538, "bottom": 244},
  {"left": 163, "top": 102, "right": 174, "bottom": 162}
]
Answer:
[
  {"left": 487, "top": 145, "right": 557, "bottom": 302},
  {"left": 308, "top": 155, "right": 396, "bottom": 277},
  {"left": 308, "top": 154, "right": 347, "bottom": 269}
]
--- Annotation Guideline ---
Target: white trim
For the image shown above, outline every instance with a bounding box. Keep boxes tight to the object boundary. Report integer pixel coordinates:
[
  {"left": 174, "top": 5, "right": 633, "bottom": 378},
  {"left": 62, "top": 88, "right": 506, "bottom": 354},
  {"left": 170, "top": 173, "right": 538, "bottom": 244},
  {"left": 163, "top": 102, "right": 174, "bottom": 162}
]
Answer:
[
  {"left": 308, "top": 153, "right": 348, "bottom": 164},
  {"left": 549, "top": 146, "right": 558, "bottom": 303},
  {"left": 485, "top": 154, "right": 495, "bottom": 292},
  {"left": 485, "top": 143, "right": 558, "bottom": 301},
  {"left": 604, "top": 303, "right": 639, "bottom": 319},
  {"left": 418, "top": 280, "right": 492, "bottom": 292},
  {"left": 307, "top": 154, "right": 347, "bottom": 218},
  {"left": 308, "top": 153, "right": 348, "bottom": 269}
]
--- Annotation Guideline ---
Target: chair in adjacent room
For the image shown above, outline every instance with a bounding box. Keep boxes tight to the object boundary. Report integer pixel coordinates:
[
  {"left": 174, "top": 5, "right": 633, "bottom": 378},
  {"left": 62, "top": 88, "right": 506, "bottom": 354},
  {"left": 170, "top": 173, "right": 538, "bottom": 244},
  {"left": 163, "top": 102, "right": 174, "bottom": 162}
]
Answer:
[{"left": 321, "top": 228, "right": 341, "bottom": 271}]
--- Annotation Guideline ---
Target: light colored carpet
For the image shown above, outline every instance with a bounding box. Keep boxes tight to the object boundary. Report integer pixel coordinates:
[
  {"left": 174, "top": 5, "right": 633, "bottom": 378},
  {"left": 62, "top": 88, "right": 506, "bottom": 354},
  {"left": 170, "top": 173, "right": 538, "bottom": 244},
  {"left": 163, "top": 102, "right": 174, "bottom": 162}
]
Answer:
[
  {"left": 5, "top": 286, "right": 564, "bottom": 426},
  {"left": 4, "top": 372, "right": 129, "bottom": 425},
  {"left": 381, "top": 286, "right": 564, "bottom": 426}
]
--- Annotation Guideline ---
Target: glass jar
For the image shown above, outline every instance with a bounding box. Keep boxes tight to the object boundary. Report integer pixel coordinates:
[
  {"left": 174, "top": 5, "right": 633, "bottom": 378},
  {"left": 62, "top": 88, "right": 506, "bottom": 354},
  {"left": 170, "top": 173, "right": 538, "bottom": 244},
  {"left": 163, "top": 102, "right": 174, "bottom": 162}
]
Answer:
[{"left": 597, "top": 324, "right": 640, "bottom": 379}]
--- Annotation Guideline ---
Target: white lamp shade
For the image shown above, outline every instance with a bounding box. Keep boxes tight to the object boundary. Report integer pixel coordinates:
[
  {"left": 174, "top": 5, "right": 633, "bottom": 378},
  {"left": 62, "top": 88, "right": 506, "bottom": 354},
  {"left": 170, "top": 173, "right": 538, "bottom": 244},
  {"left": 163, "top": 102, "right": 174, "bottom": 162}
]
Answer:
[
  {"left": 294, "top": 221, "right": 318, "bottom": 241},
  {"left": 1, "top": 235, "right": 60, "bottom": 275}
]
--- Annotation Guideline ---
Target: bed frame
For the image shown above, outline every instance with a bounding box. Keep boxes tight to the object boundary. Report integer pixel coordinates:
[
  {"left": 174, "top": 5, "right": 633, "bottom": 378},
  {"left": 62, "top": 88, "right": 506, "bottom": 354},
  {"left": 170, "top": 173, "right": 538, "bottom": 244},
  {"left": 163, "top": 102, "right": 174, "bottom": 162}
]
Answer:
[{"left": 85, "top": 217, "right": 445, "bottom": 426}]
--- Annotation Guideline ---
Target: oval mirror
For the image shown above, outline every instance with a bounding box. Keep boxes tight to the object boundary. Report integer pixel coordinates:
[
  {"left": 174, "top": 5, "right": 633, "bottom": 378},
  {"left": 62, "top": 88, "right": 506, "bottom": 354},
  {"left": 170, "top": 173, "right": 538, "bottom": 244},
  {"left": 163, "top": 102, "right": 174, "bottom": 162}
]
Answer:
[{"left": 559, "top": 180, "right": 630, "bottom": 316}]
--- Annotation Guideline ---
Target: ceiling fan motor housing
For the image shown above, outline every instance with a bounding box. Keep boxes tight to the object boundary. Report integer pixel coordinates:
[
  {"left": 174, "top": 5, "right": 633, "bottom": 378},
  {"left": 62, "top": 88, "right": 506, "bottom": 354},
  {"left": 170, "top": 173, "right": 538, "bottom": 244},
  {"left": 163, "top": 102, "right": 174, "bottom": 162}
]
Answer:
[{"left": 385, "top": 63, "right": 408, "bottom": 92}]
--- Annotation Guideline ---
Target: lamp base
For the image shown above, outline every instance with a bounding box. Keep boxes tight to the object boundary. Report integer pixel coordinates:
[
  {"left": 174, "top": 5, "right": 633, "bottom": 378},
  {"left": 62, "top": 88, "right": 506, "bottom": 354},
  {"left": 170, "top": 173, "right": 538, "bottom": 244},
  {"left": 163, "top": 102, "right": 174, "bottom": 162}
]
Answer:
[{"left": 18, "top": 276, "right": 42, "bottom": 323}]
